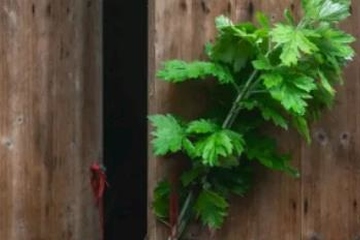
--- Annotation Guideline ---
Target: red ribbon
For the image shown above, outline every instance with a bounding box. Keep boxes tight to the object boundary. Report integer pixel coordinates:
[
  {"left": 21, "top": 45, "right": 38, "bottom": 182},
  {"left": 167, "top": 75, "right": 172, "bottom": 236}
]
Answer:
[{"left": 90, "top": 162, "right": 108, "bottom": 240}]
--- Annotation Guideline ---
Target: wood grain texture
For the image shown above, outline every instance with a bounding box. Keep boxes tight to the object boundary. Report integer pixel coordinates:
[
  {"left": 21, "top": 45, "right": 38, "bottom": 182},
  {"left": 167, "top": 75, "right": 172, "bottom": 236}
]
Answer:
[
  {"left": 0, "top": 1, "right": 102, "bottom": 239},
  {"left": 149, "top": 0, "right": 360, "bottom": 239},
  {"left": 301, "top": 1, "right": 360, "bottom": 239}
]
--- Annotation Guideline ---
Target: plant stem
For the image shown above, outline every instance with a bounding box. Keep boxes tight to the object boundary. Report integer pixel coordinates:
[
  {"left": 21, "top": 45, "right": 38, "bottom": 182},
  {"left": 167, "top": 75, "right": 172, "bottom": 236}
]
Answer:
[
  {"left": 176, "top": 191, "right": 194, "bottom": 238},
  {"left": 222, "top": 70, "right": 259, "bottom": 128},
  {"left": 173, "top": 68, "right": 260, "bottom": 240}
]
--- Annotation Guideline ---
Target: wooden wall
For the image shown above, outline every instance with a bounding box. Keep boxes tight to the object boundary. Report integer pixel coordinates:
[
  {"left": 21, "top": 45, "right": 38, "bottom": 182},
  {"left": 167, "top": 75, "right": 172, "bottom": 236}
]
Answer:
[
  {"left": 148, "top": 0, "right": 360, "bottom": 239},
  {"left": 0, "top": 1, "right": 102, "bottom": 239}
]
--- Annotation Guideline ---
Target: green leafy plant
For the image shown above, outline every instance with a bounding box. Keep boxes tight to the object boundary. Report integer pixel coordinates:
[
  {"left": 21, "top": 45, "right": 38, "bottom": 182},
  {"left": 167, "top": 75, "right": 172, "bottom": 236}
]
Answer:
[{"left": 149, "top": 0, "right": 355, "bottom": 238}]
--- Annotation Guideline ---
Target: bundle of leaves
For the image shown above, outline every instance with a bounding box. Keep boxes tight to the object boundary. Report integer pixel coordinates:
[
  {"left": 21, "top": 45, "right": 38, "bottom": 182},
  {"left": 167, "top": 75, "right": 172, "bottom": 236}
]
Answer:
[{"left": 149, "top": 0, "right": 355, "bottom": 237}]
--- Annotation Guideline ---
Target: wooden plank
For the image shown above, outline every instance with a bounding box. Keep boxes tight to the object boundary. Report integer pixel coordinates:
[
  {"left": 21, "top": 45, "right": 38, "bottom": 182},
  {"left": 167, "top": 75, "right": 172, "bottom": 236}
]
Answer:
[
  {"left": 149, "top": 0, "right": 360, "bottom": 239},
  {"left": 214, "top": 1, "right": 302, "bottom": 239},
  {"left": 301, "top": 1, "right": 360, "bottom": 239},
  {"left": 0, "top": 1, "right": 102, "bottom": 239},
  {"left": 148, "top": 0, "right": 245, "bottom": 239}
]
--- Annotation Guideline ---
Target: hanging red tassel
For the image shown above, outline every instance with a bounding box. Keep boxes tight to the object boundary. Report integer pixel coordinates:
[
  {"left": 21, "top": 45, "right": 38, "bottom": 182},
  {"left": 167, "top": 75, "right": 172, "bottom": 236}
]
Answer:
[{"left": 90, "top": 162, "right": 109, "bottom": 240}]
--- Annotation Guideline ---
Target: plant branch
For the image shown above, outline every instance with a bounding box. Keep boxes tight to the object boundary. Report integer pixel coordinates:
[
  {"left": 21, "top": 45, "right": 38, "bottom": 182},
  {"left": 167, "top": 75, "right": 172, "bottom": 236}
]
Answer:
[{"left": 222, "top": 70, "right": 259, "bottom": 128}]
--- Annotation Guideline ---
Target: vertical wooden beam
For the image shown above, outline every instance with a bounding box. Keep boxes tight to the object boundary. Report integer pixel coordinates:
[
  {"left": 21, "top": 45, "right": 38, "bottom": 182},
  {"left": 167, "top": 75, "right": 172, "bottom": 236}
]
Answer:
[
  {"left": 301, "top": 1, "right": 360, "bottom": 239},
  {"left": 148, "top": 0, "right": 250, "bottom": 239},
  {"left": 0, "top": 1, "right": 102, "bottom": 239}
]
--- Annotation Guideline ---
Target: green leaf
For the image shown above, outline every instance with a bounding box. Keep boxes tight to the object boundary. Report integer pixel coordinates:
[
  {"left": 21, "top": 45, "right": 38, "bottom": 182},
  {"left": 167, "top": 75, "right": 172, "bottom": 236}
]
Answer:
[
  {"left": 194, "top": 190, "right": 229, "bottom": 229},
  {"left": 259, "top": 104, "right": 289, "bottom": 129},
  {"left": 269, "top": 75, "right": 317, "bottom": 115},
  {"left": 195, "top": 130, "right": 245, "bottom": 166},
  {"left": 318, "top": 70, "right": 335, "bottom": 96},
  {"left": 284, "top": 8, "right": 296, "bottom": 25},
  {"left": 181, "top": 166, "right": 205, "bottom": 187},
  {"left": 245, "top": 134, "right": 299, "bottom": 176},
  {"left": 292, "top": 116, "right": 311, "bottom": 143},
  {"left": 315, "top": 26, "right": 355, "bottom": 61},
  {"left": 215, "top": 15, "right": 233, "bottom": 29},
  {"left": 156, "top": 60, "right": 234, "bottom": 84},
  {"left": 186, "top": 119, "right": 219, "bottom": 134},
  {"left": 223, "top": 130, "right": 246, "bottom": 156},
  {"left": 211, "top": 24, "right": 256, "bottom": 72},
  {"left": 209, "top": 165, "right": 252, "bottom": 196},
  {"left": 195, "top": 131, "right": 233, "bottom": 166},
  {"left": 183, "top": 138, "right": 197, "bottom": 158},
  {"left": 302, "top": 0, "right": 351, "bottom": 22},
  {"left": 252, "top": 56, "right": 273, "bottom": 70},
  {"left": 261, "top": 72, "right": 283, "bottom": 89},
  {"left": 270, "top": 24, "right": 319, "bottom": 65},
  {"left": 255, "top": 11, "right": 271, "bottom": 28},
  {"left": 152, "top": 180, "right": 171, "bottom": 219},
  {"left": 293, "top": 76, "right": 317, "bottom": 92},
  {"left": 244, "top": 97, "right": 289, "bottom": 129},
  {"left": 149, "top": 114, "right": 185, "bottom": 156}
]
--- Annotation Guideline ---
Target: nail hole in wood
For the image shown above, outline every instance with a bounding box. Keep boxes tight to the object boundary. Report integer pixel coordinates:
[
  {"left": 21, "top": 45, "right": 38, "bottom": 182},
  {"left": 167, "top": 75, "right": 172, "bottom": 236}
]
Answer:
[
  {"left": 310, "top": 233, "right": 322, "bottom": 240},
  {"left": 354, "top": 200, "right": 357, "bottom": 209},
  {"left": 248, "top": 2, "right": 254, "bottom": 16},
  {"left": 290, "top": 3, "right": 295, "bottom": 11},
  {"left": 315, "top": 130, "right": 328, "bottom": 145},
  {"left": 227, "top": 2, "right": 232, "bottom": 14},
  {"left": 201, "top": 0, "right": 210, "bottom": 14},
  {"left": 353, "top": 235, "right": 360, "bottom": 240},
  {"left": 290, "top": 199, "right": 296, "bottom": 210},
  {"left": 46, "top": 4, "right": 52, "bottom": 16},
  {"left": 2, "top": 138, "right": 13, "bottom": 149},
  {"left": 16, "top": 116, "right": 24, "bottom": 124},
  {"left": 304, "top": 199, "right": 308, "bottom": 214},
  {"left": 87, "top": 0, "right": 92, "bottom": 8},
  {"left": 179, "top": 0, "right": 187, "bottom": 11},
  {"left": 31, "top": 4, "right": 36, "bottom": 15},
  {"left": 341, "top": 132, "right": 349, "bottom": 140}
]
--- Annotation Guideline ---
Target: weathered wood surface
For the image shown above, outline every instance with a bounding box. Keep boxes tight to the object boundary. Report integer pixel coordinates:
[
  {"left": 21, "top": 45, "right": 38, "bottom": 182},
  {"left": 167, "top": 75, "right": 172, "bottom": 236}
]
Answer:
[
  {"left": 301, "top": 1, "right": 360, "bottom": 239},
  {"left": 148, "top": 0, "right": 360, "bottom": 239},
  {"left": 0, "top": 1, "right": 102, "bottom": 239}
]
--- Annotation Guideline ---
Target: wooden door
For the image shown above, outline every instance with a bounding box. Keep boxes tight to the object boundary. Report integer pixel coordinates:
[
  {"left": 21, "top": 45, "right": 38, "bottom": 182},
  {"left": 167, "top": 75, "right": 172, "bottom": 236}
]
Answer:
[{"left": 0, "top": 1, "right": 102, "bottom": 239}]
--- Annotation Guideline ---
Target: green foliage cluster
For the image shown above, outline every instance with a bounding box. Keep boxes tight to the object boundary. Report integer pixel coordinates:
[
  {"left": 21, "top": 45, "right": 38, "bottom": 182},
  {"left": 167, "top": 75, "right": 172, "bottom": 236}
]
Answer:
[{"left": 149, "top": 0, "right": 355, "bottom": 236}]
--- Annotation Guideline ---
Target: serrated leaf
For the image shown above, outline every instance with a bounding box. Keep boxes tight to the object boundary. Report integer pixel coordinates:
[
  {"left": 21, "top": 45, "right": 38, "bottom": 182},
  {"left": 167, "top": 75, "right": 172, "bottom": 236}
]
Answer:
[
  {"left": 209, "top": 165, "right": 252, "bottom": 196},
  {"left": 215, "top": 15, "right": 233, "bottom": 29},
  {"left": 302, "top": 0, "right": 351, "bottom": 22},
  {"left": 211, "top": 24, "right": 256, "bottom": 72},
  {"left": 152, "top": 180, "right": 171, "bottom": 219},
  {"left": 270, "top": 24, "right": 319, "bottom": 65},
  {"left": 195, "top": 131, "right": 233, "bottom": 166},
  {"left": 245, "top": 134, "right": 299, "bottom": 176},
  {"left": 149, "top": 114, "right": 185, "bottom": 156},
  {"left": 223, "top": 130, "right": 245, "bottom": 156},
  {"left": 194, "top": 190, "right": 229, "bottom": 229},
  {"left": 293, "top": 76, "right": 317, "bottom": 92},
  {"left": 292, "top": 116, "right": 311, "bottom": 143},
  {"left": 269, "top": 75, "right": 316, "bottom": 115},
  {"left": 315, "top": 26, "right": 355, "bottom": 61},
  {"left": 183, "top": 138, "right": 197, "bottom": 158},
  {"left": 181, "top": 166, "right": 204, "bottom": 187},
  {"left": 252, "top": 57, "right": 272, "bottom": 70},
  {"left": 195, "top": 130, "right": 245, "bottom": 166},
  {"left": 284, "top": 8, "right": 296, "bottom": 25},
  {"left": 255, "top": 11, "right": 271, "bottom": 28},
  {"left": 186, "top": 119, "right": 219, "bottom": 134},
  {"left": 259, "top": 105, "right": 289, "bottom": 129},
  {"left": 156, "top": 60, "right": 234, "bottom": 84},
  {"left": 261, "top": 72, "right": 283, "bottom": 88},
  {"left": 318, "top": 70, "right": 335, "bottom": 96}
]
